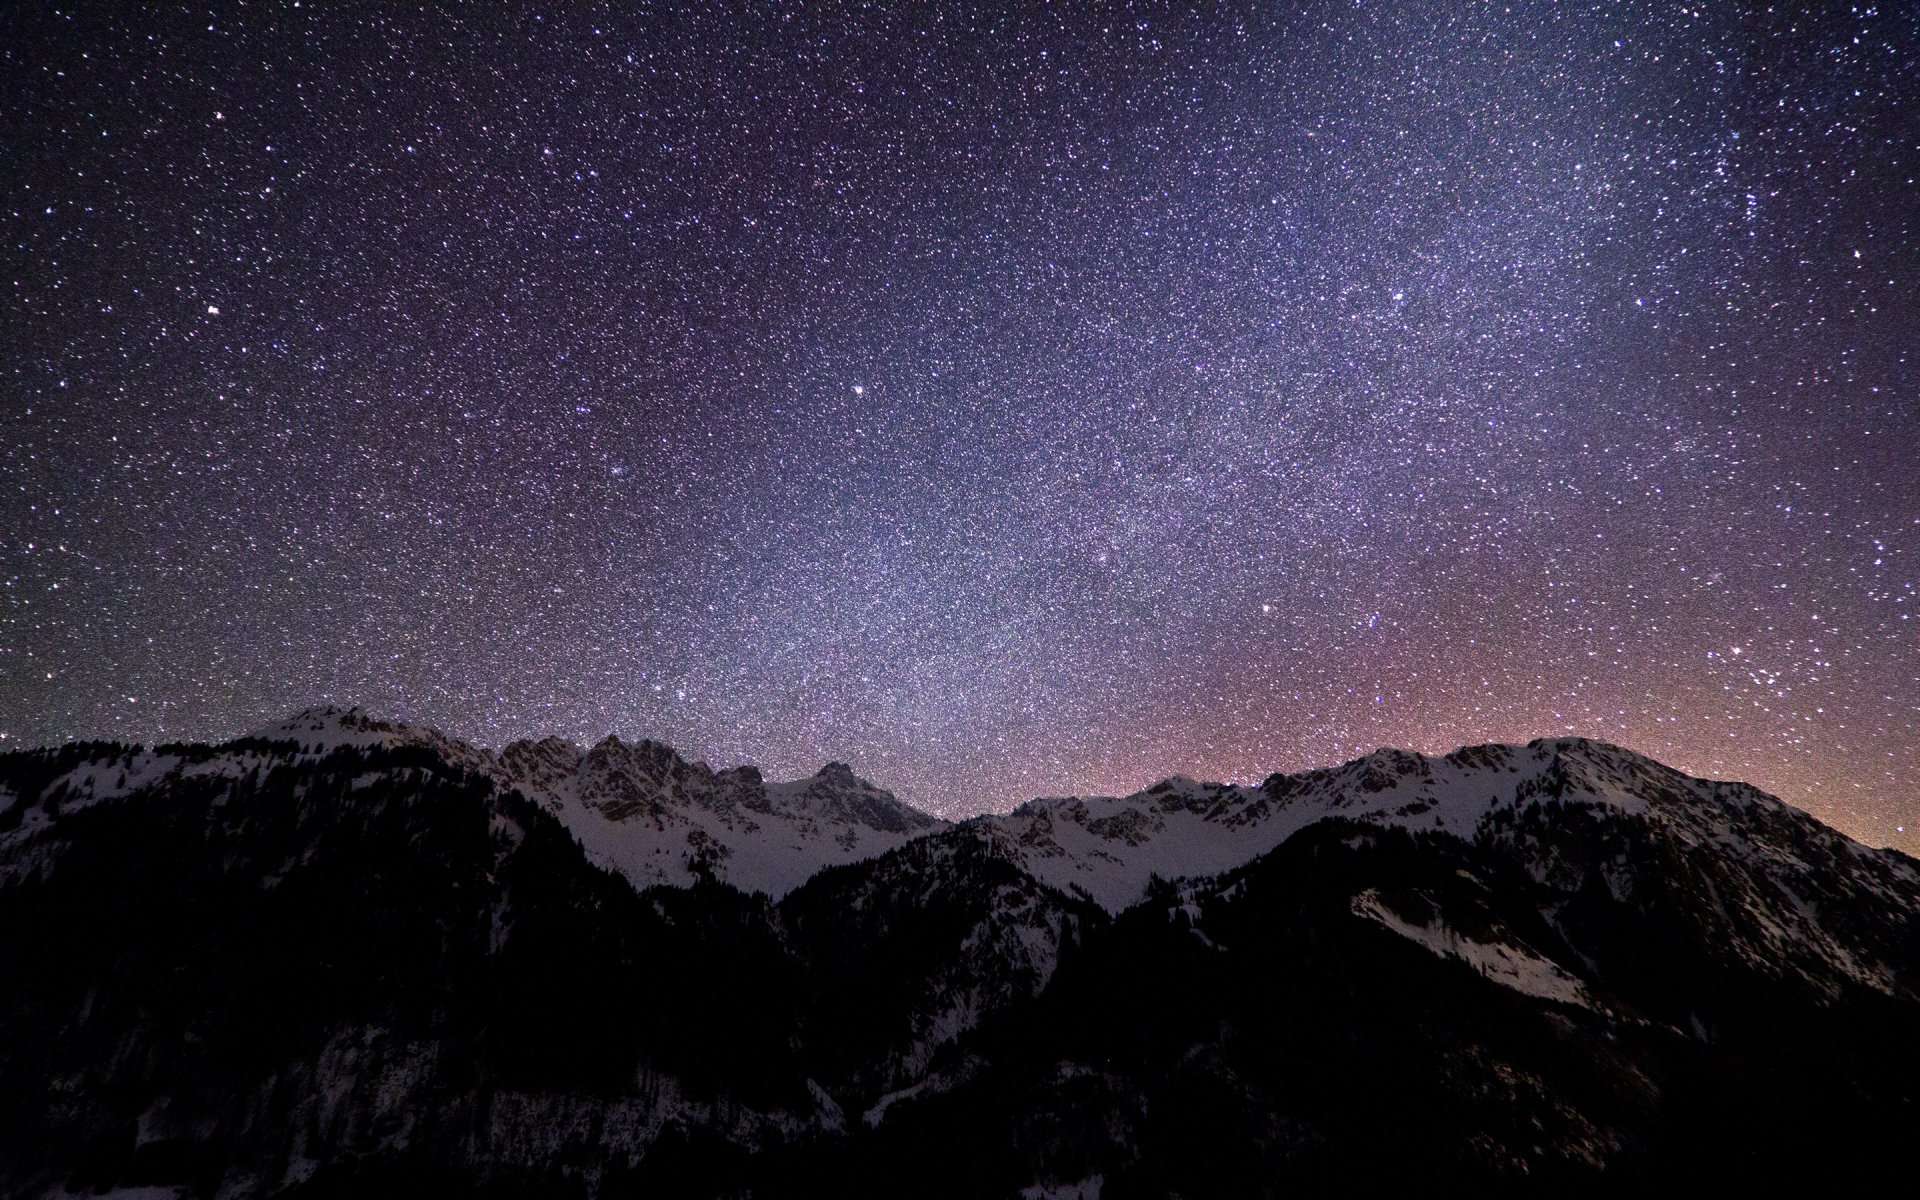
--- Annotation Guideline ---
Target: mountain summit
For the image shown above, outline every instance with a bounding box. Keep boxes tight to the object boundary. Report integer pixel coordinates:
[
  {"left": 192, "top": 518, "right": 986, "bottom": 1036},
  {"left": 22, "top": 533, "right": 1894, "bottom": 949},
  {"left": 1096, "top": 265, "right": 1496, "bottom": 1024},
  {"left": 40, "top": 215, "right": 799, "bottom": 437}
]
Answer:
[
  {"left": 248, "top": 706, "right": 944, "bottom": 897},
  {"left": 495, "top": 728, "right": 943, "bottom": 896}
]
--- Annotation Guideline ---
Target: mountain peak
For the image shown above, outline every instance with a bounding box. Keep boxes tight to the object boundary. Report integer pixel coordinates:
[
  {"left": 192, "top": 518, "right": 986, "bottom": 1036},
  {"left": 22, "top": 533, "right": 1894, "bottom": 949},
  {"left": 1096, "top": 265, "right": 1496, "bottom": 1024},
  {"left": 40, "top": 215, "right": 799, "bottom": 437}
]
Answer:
[
  {"left": 249, "top": 704, "right": 389, "bottom": 741},
  {"left": 968, "top": 735, "right": 1816, "bottom": 913},
  {"left": 814, "top": 761, "right": 859, "bottom": 785},
  {"left": 487, "top": 735, "right": 947, "bottom": 897},
  {"left": 244, "top": 706, "right": 494, "bottom": 775}
]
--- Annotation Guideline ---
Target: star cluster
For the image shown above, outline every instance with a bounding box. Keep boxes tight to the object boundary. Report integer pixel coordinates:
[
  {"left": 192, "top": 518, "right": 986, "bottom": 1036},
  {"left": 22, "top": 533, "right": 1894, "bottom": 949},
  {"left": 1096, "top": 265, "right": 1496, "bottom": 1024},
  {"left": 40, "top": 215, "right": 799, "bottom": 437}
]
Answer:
[{"left": 3, "top": 2, "right": 1914, "bottom": 848}]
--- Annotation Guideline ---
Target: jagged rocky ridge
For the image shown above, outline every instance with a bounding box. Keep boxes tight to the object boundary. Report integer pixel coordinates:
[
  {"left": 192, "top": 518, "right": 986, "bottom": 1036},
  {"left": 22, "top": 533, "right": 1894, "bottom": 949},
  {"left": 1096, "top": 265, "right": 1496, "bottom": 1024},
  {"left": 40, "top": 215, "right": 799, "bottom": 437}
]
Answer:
[
  {"left": 0, "top": 708, "right": 1915, "bottom": 1197},
  {"left": 260, "top": 708, "right": 947, "bottom": 898}
]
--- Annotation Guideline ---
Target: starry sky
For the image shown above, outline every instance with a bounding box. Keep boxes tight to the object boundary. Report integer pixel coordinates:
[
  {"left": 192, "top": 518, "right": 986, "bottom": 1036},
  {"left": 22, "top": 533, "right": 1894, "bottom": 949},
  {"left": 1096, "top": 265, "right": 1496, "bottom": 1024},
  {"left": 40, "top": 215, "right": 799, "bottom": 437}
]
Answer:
[{"left": 3, "top": 2, "right": 1915, "bottom": 848}]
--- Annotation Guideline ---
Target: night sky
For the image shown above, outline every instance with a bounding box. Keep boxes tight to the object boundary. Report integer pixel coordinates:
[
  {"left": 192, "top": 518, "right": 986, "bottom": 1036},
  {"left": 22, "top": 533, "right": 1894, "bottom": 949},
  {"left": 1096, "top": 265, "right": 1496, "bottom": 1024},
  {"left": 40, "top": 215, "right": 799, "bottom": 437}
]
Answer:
[{"left": 3, "top": 3, "right": 1914, "bottom": 849}]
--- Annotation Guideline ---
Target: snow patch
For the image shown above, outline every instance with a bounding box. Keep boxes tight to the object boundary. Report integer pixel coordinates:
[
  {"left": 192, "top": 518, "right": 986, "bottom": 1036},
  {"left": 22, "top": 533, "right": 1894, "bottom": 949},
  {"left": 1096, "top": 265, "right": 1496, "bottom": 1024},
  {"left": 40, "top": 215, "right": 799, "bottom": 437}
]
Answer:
[
  {"left": 863, "top": 1077, "right": 935, "bottom": 1127},
  {"left": 1351, "top": 889, "right": 1597, "bottom": 1010}
]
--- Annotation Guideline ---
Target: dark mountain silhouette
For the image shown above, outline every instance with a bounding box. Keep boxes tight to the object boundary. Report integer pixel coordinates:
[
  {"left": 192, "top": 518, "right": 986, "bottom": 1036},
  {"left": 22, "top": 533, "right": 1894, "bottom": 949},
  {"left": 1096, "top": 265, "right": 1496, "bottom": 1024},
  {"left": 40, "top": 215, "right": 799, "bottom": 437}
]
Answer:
[{"left": 0, "top": 712, "right": 1913, "bottom": 1196}]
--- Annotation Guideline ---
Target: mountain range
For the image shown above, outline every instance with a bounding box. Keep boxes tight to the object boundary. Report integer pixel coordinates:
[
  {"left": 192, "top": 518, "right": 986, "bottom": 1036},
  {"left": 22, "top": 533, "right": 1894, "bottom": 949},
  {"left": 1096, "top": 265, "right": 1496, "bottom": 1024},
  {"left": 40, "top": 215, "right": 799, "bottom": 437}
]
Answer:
[{"left": 1, "top": 706, "right": 1914, "bottom": 1197}]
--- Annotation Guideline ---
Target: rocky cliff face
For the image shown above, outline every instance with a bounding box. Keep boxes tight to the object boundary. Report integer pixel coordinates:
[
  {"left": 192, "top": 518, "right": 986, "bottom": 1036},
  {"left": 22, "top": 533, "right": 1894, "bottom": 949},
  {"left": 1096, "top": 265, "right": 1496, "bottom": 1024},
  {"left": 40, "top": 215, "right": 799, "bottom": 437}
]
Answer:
[
  {"left": 493, "top": 727, "right": 944, "bottom": 898},
  {"left": 0, "top": 713, "right": 1913, "bottom": 1196}
]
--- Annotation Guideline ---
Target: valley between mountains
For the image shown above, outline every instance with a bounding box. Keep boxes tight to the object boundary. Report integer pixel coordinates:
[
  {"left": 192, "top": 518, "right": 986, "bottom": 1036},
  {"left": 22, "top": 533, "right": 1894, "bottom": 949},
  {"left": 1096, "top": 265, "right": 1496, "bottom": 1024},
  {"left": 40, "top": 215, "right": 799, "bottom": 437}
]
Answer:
[{"left": 2, "top": 707, "right": 1915, "bottom": 1197}]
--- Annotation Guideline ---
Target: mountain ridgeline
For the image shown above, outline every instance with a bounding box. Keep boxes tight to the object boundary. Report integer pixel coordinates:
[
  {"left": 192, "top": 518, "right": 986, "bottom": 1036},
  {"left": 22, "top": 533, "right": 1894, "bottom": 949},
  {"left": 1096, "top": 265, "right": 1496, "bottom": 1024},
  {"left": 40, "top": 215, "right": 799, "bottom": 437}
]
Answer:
[{"left": 1, "top": 708, "right": 1915, "bottom": 1197}]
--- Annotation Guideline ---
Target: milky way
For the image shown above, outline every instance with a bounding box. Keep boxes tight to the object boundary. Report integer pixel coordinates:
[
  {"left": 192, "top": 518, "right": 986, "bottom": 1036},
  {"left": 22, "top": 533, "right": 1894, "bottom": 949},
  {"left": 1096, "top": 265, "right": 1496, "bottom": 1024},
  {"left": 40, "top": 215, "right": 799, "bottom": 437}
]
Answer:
[{"left": 3, "top": 3, "right": 1914, "bottom": 848}]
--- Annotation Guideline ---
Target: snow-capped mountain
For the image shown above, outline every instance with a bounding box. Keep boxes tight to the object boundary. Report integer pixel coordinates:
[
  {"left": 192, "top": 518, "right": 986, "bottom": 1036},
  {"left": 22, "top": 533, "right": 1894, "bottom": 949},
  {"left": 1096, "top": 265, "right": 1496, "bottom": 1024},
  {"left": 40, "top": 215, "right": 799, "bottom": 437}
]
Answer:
[
  {"left": 964, "top": 736, "right": 1920, "bottom": 932},
  {"left": 250, "top": 706, "right": 948, "bottom": 897},
  {"left": 248, "top": 706, "right": 499, "bottom": 770},
  {"left": 0, "top": 706, "right": 946, "bottom": 898},
  {"left": 1, "top": 710, "right": 1915, "bottom": 1195},
  {"left": 496, "top": 732, "right": 945, "bottom": 897}
]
